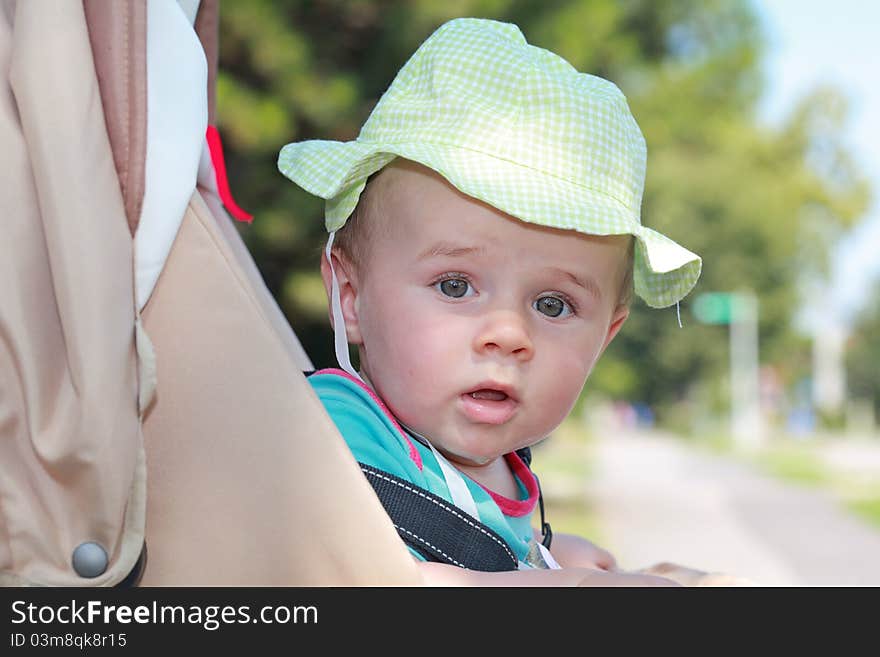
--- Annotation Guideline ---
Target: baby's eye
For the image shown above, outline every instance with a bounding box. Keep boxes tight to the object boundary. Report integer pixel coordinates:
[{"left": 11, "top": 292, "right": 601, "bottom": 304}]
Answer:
[
  {"left": 435, "top": 277, "right": 472, "bottom": 298},
  {"left": 534, "top": 295, "right": 572, "bottom": 318}
]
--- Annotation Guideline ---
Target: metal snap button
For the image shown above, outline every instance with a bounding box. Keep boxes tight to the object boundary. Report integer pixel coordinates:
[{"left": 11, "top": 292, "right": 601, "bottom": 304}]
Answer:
[{"left": 71, "top": 542, "right": 108, "bottom": 578}]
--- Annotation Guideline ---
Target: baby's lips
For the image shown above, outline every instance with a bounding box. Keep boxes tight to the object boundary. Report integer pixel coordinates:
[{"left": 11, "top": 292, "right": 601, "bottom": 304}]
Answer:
[
  {"left": 466, "top": 380, "right": 519, "bottom": 402},
  {"left": 468, "top": 389, "right": 509, "bottom": 402},
  {"left": 459, "top": 391, "right": 519, "bottom": 425}
]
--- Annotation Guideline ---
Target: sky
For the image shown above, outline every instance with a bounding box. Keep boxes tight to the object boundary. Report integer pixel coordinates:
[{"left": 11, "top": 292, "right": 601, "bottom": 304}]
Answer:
[{"left": 754, "top": 0, "right": 880, "bottom": 331}]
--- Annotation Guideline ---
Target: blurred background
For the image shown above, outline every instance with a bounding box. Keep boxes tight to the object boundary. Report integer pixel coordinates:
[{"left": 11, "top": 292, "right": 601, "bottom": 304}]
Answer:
[{"left": 214, "top": 0, "right": 880, "bottom": 584}]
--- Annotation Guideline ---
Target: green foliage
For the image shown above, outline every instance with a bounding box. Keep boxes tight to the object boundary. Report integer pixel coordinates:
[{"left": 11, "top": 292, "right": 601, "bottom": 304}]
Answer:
[
  {"left": 217, "top": 0, "right": 870, "bottom": 416},
  {"left": 846, "top": 281, "right": 880, "bottom": 418}
]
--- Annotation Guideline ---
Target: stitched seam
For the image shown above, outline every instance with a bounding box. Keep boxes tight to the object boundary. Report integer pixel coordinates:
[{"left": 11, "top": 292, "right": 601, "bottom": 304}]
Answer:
[
  {"left": 122, "top": 2, "right": 130, "bottom": 200},
  {"left": 393, "top": 525, "right": 465, "bottom": 569},
  {"left": 363, "top": 466, "right": 516, "bottom": 564}
]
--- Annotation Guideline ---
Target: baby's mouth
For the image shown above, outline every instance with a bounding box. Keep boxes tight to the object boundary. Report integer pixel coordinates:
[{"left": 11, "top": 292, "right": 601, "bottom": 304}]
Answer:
[
  {"left": 469, "top": 389, "right": 509, "bottom": 402},
  {"left": 460, "top": 385, "right": 519, "bottom": 425}
]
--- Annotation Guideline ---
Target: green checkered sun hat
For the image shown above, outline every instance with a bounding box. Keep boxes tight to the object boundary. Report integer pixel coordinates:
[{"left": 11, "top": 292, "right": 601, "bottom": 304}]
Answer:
[{"left": 278, "top": 17, "right": 701, "bottom": 308}]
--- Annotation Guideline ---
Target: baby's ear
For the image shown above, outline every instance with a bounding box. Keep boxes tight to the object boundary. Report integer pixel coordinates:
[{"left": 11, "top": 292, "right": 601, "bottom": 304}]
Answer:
[
  {"left": 319, "top": 249, "right": 364, "bottom": 345},
  {"left": 600, "top": 304, "right": 630, "bottom": 354}
]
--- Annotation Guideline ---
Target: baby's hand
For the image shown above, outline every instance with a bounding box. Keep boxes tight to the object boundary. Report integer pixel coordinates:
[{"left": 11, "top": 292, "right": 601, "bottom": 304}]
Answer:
[
  {"left": 548, "top": 532, "right": 617, "bottom": 570},
  {"left": 637, "top": 561, "right": 756, "bottom": 587}
]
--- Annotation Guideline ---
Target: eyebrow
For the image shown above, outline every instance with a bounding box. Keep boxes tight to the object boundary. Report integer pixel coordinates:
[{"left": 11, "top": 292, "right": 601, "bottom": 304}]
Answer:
[
  {"left": 417, "top": 241, "right": 487, "bottom": 260},
  {"left": 419, "top": 243, "right": 603, "bottom": 301},
  {"left": 547, "top": 267, "right": 602, "bottom": 303}
]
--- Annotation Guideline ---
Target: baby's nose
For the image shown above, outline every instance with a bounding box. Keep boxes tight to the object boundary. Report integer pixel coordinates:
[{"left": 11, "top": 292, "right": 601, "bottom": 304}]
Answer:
[{"left": 473, "top": 311, "right": 533, "bottom": 361}]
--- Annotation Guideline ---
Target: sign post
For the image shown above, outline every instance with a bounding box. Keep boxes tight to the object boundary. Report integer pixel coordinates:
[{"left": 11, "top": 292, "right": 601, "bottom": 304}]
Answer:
[{"left": 693, "top": 291, "right": 762, "bottom": 448}]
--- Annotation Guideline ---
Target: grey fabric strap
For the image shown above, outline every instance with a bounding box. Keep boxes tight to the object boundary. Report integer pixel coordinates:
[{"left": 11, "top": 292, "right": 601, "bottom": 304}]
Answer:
[{"left": 359, "top": 463, "right": 518, "bottom": 572}]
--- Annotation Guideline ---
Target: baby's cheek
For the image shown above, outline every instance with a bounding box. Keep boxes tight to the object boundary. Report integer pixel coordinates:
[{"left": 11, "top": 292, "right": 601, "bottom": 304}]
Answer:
[
  {"left": 410, "top": 318, "right": 462, "bottom": 360},
  {"left": 544, "top": 360, "right": 591, "bottom": 414},
  {"left": 380, "top": 339, "right": 442, "bottom": 408}
]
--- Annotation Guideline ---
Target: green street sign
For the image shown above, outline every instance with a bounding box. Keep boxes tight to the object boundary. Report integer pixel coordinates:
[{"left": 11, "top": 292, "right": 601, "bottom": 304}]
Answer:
[{"left": 692, "top": 292, "right": 734, "bottom": 324}]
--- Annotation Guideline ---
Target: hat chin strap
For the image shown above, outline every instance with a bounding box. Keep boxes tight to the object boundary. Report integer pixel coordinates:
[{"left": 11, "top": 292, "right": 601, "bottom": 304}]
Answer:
[{"left": 325, "top": 231, "right": 365, "bottom": 382}]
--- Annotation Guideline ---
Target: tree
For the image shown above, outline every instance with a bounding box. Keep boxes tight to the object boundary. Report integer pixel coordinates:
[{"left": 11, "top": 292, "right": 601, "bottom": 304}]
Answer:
[
  {"left": 216, "top": 0, "right": 869, "bottom": 425},
  {"left": 847, "top": 282, "right": 880, "bottom": 420}
]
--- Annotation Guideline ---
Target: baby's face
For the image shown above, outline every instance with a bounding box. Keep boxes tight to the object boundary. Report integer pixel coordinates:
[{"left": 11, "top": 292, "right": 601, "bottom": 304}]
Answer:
[{"left": 345, "top": 162, "right": 630, "bottom": 467}]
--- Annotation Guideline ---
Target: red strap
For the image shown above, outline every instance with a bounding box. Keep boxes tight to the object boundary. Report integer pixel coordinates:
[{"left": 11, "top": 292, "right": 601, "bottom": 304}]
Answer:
[{"left": 206, "top": 125, "right": 253, "bottom": 223}]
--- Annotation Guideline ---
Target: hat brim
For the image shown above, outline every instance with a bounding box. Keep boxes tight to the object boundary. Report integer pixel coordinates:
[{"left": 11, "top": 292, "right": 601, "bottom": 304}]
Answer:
[{"left": 278, "top": 139, "right": 701, "bottom": 308}]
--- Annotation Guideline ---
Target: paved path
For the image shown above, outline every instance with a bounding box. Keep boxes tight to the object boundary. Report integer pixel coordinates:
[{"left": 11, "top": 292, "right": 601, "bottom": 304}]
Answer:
[{"left": 588, "top": 431, "right": 880, "bottom": 586}]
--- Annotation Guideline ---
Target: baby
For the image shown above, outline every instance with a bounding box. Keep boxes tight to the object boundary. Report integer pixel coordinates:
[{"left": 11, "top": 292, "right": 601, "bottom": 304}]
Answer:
[{"left": 279, "top": 18, "right": 701, "bottom": 585}]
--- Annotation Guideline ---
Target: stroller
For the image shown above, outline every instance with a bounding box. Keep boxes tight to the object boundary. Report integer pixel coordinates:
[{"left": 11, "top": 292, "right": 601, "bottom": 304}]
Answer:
[{"left": 0, "top": 0, "right": 419, "bottom": 586}]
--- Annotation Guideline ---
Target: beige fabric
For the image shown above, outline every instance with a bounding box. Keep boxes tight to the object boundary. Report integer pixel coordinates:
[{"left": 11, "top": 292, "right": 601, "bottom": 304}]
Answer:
[
  {"left": 0, "top": 0, "right": 145, "bottom": 586},
  {"left": 0, "top": 0, "right": 420, "bottom": 587},
  {"left": 201, "top": 189, "right": 314, "bottom": 372},
  {"left": 139, "top": 191, "right": 420, "bottom": 585},
  {"left": 83, "top": 0, "right": 147, "bottom": 236}
]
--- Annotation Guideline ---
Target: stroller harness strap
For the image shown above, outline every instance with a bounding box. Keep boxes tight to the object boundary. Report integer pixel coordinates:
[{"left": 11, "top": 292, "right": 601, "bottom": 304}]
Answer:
[{"left": 360, "top": 464, "right": 518, "bottom": 572}]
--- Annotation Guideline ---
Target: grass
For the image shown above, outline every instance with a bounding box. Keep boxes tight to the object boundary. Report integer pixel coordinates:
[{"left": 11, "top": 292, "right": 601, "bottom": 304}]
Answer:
[
  {"left": 849, "top": 495, "right": 880, "bottom": 528},
  {"left": 834, "top": 472, "right": 880, "bottom": 528},
  {"left": 690, "top": 432, "right": 880, "bottom": 531},
  {"left": 533, "top": 418, "right": 880, "bottom": 540},
  {"left": 748, "top": 445, "right": 830, "bottom": 487}
]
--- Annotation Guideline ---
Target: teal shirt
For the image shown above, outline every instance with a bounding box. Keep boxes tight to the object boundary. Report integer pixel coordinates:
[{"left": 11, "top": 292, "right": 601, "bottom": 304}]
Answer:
[{"left": 309, "top": 369, "right": 539, "bottom": 565}]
